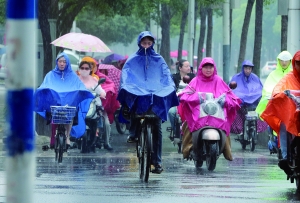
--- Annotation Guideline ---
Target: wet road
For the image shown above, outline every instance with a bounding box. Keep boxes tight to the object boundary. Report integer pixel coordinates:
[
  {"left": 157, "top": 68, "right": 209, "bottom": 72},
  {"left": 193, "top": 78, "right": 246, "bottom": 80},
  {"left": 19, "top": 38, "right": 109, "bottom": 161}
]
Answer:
[
  {"left": 1, "top": 81, "right": 300, "bottom": 203},
  {"left": 1, "top": 125, "right": 300, "bottom": 203}
]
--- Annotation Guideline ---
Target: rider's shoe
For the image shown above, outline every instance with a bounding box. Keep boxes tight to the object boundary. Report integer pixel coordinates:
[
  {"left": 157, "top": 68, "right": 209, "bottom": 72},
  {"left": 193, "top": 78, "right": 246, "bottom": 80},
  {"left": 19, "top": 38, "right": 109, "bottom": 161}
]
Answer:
[
  {"left": 104, "top": 144, "right": 113, "bottom": 151},
  {"left": 152, "top": 164, "right": 163, "bottom": 174},
  {"left": 168, "top": 135, "right": 174, "bottom": 142},
  {"left": 278, "top": 159, "right": 293, "bottom": 175},
  {"left": 127, "top": 136, "right": 137, "bottom": 143}
]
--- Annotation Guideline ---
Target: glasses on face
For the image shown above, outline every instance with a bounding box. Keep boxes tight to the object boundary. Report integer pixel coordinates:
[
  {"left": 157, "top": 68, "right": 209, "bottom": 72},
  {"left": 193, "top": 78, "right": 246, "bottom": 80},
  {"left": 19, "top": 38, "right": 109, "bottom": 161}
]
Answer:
[{"left": 80, "top": 66, "right": 90, "bottom": 70}]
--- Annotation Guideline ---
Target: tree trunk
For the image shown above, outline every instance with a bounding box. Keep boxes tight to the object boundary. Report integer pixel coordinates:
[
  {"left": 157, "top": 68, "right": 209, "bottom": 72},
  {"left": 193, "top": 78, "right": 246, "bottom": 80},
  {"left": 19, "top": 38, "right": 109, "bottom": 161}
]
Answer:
[
  {"left": 206, "top": 8, "right": 213, "bottom": 57},
  {"left": 237, "top": 0, "right": 255, "bottom": 73},
  {"left": 36, "top": 0, "right": 53, "bottom": 137},
  {"left": 281, "top": 15, "right": 288, "bottom": 51},
  {"left": 197, "top": 6, "right": 207, "bottom": 68},
  {"left": 38, "top": 0, "right": 53, "bottom": 78},
  {"left": 160, "top": 4, "right": 171, "bottom": 68},
  {"left": 252, "top": 0, "right": 263, "bottom": 77},
  {"left": 177, "top": 3, "right": 188, "bottom": 61},
  {"left": 193, "top": 3, "right": 198, "bottom": 60}
]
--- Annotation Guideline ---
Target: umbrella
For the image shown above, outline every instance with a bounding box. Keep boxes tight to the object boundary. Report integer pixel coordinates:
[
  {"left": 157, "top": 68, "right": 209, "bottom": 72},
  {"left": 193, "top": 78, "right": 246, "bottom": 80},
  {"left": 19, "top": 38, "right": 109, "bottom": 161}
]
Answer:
[
  {"left": 51, "top": 32, "right": 111, "bottom": 53},
  {"left": 170, "top": 50, "right": 188, "bottom": 58},
  {"left": 98, "top": 64, "right": 121, "bottom": 92},
  {"left": 103, "top": 53, "right": 125, "bottom": 64}
]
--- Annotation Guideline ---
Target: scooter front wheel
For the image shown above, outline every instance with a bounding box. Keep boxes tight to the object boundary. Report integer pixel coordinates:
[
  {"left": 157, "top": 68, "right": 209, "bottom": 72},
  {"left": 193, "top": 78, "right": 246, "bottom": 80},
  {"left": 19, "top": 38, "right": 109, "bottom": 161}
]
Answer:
[
  {"left": 249, "top": 129, "right": 256, "bottom": 151},
  {"left": 206, "top": 141, "right": 218, "bottom": 171}
]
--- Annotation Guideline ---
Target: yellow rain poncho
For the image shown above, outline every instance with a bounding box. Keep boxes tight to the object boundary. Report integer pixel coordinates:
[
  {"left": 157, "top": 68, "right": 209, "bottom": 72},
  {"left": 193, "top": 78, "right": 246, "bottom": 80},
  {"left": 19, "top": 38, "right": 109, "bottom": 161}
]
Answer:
[{"left": 256, "top": 51, "right": 293, "bottom": 117}]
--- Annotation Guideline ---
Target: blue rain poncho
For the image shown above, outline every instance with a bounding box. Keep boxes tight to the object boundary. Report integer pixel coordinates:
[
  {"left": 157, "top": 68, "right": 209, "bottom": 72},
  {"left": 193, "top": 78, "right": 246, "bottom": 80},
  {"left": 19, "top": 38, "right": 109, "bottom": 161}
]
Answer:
[
  {"left": 34, "top": 52, "right": 93, "bottom": 137},
  {"left": 117, "top": 31, "right": 178, "bottom": 121}
]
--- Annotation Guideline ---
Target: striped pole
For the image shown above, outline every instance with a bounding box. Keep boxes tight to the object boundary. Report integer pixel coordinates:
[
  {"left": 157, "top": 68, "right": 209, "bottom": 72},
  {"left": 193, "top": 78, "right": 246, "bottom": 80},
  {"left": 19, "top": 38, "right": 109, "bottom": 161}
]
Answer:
[{"left": 6, "top": 1, "right": 37, "bottom": 203}]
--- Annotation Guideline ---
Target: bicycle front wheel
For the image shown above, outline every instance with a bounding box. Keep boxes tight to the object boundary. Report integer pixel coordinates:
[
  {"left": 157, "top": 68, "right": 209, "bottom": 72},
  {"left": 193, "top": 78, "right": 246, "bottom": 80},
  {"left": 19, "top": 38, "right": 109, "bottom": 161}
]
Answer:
[
  {"left": 141, "top": 124, "right": 152, "bottom": 182},
  {"left": 138, "top": 128, "right": 145, "bottom": 180},
  {"left": 58, "top": 134, "right": 64, "bottom": 163}
]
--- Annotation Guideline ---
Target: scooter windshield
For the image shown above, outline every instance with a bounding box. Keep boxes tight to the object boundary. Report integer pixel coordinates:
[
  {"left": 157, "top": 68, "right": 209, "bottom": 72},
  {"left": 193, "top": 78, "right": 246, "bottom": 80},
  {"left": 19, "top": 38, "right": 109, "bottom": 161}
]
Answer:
[{"left": 198, "top": 92, "right": 225, "bottom": 120}]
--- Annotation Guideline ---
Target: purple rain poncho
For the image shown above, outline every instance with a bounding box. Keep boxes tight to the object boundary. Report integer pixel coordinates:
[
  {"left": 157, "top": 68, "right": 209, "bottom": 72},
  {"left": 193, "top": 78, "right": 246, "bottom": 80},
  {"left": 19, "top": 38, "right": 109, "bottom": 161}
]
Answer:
[{"left": 229, "top": 60, "right": 267, "bottom": 134}]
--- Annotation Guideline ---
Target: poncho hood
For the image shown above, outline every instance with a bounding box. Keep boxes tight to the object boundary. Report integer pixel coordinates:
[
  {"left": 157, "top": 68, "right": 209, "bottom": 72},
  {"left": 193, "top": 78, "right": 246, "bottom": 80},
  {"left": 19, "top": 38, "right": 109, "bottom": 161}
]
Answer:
[
  {"left": 117, "top": 31, "right": 178, "bottom": 121},
  {"left": 256, "top": 51, "right": 293, "bottom": 116},
  {"left": 34, "top": 53, "right": 94, "bottom": 138},
  {"left": 230, "top": 60, "right": 262, "bottom": 105}
]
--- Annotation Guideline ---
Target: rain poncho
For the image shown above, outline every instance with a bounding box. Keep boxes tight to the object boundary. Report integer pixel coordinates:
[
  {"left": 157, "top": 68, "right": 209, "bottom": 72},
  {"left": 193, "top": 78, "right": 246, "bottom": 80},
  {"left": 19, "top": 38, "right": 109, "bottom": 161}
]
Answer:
[
  {"left": 95, "top": 70, "right": 120, "bottom": 124},
  {"left": 230, "top": 60, "right": 263, "bottom": 105},
  {"left": 229, "top": 60, "right": 267, "bottom": 134},
  {"left": 256, "top": 51, "right": 293, "bottom": 117},
  {"left": 117, "top": 31, "right": 178, "bottom": 121},
  {"left": 261, "top": 51, "right": 300, "bottom": 136},
  {"left": 179, "top": 57, "right": 241, "bottom": 135},
  {"left": 34, "top": 52, "right": 93, "bottom": 137}
]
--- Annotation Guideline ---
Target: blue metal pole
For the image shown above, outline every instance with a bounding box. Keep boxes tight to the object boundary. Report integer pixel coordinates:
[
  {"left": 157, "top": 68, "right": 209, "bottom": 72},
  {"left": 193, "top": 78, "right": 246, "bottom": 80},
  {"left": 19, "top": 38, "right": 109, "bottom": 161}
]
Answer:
[{"left": 6, "top": 1, "right": 37, "bottom": 202}]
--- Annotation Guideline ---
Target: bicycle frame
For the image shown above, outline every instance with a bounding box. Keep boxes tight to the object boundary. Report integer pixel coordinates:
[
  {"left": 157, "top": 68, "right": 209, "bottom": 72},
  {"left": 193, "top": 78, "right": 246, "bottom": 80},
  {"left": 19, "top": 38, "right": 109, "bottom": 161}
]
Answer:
[
  {"left": 135, "top": 113, "right": 157, "bottom": 182},
  {"left": 54, "top": 124, "right": 67, "bottom": 163}
]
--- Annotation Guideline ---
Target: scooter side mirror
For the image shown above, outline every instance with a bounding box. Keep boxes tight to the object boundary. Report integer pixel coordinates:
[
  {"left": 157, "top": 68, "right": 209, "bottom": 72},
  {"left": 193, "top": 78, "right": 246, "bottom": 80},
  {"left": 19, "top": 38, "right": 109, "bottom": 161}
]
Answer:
[
  {"left": 229, "top": 81, "right": 237, "bottom": 90},
  {"left": 93, "top": 78, "right": 106, "bottom": 91},
  {"left": 183, "top": 75, "right": 192, "bottom": 84},
  {"left": 98, "top": 78, "right": 106, "bottom": 85}
]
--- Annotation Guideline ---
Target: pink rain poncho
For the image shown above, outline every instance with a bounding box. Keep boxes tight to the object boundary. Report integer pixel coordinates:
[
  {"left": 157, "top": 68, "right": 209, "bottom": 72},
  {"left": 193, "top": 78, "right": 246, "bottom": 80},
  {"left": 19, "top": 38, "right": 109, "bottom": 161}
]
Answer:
[{"left": 178, "top": 57, "right": 241, "bottom": 135}]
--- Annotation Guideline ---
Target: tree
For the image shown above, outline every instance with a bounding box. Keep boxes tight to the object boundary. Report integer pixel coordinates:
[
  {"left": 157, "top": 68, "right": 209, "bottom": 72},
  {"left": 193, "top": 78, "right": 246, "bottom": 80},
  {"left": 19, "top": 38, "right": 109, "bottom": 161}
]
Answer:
[
  {"left": 38, "top": 0, "right": 53, "bottom": 81},
  {"left": 76, "top": 14, "right": 144, "bottom": 46},
  {"left": 197, "top": 5, "right": 207, "bottom": 67},
  {"left": 252, "top": 0, "right": 263, "bottom": 76},
  {"left": 237, "top": 0, "right": 255, "bottom": 72},
  {"left": 206, "top": 8, "right": 213, "bottom": 57},
  {"left": 160, "top": 3, "right": 172, "bottom": 67},
  {"left": 0, "top": 0, "right": 5, "bottom": 25},
  {"left": 177, "top": 1, "right": 188, "bottom": 61},
  {"left": 281, "top": 15, "right": 288, "bottom": 51},
  {"left": 37, "top": 0, "right": 138, "bottom": 77}
]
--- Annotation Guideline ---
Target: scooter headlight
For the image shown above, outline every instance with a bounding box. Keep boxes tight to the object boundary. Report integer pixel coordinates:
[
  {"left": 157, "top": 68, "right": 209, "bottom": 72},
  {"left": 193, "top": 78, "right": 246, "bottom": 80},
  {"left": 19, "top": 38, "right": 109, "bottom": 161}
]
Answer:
[{"left": 203, "top": 102, "right": 218, "bottom": 115}]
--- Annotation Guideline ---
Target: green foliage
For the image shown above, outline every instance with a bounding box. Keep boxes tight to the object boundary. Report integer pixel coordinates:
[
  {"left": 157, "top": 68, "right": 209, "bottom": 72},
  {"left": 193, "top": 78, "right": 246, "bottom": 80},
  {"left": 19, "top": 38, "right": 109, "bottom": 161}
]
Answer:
[
  {"left": 76, "top": 12, "right": 144, "bottom": 46},
  {"left": 0, "top": 0, "right": 5, "bottom": 25},
  {"left": 212, "top": 0, "right": 280, "bottom": 65}
]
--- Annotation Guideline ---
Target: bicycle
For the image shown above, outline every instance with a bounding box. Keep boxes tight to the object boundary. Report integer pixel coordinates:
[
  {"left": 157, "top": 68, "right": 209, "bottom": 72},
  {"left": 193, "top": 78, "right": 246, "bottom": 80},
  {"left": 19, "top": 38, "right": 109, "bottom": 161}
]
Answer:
[
  {"left": 135, "top": 111, "right": 158, "bottom": 182},
  {"left": 166, "top": 114, "right": 182, "bottom": 153},
  {"left": 50, "top": 105, "right": 77, "bottom": 163}
]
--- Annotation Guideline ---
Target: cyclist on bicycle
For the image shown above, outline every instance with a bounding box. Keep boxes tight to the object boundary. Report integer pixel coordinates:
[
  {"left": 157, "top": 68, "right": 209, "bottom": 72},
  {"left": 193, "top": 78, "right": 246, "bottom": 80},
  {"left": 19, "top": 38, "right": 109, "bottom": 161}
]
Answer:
[
  {"left": 168, "top": 59, "right": 195, "bottom": 141},
  {"left": 262, "top": 50, "right": 300, "bottom": 175},
  {"left": 34, "top": 53, "right": 94, "bottom": 148},
  {"left": 229, "top": 60, "right": 268, "bottom": 135},
  {"left": 117, "top": 31, "right": 179, "bottom": 174}
]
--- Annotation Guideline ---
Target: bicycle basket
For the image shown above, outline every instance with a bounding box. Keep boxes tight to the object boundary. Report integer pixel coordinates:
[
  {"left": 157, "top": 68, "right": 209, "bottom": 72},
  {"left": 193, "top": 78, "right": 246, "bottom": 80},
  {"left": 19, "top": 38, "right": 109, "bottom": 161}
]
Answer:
[{"left": 50, "top": 106, "right": 77, "bottom": 124}]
